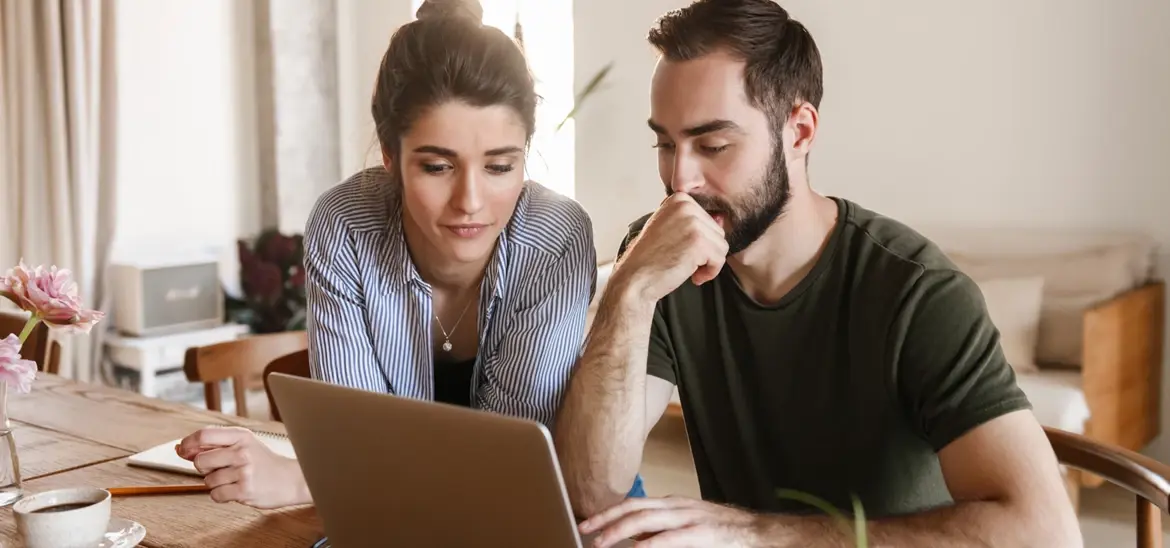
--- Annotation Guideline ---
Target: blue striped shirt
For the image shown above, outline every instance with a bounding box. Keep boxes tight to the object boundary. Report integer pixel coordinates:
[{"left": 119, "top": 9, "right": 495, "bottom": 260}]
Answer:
[{"left": 302, "top": 167, "right": 597, "bottom": 429}]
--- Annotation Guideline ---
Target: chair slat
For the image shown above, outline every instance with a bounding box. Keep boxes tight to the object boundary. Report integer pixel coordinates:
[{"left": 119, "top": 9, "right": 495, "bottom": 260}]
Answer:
[
  {"left": 1046, "top": 426, "right": 1169, "bottom": 548},
  {"left": 183, "top": 331, "right": 308, "bottom": 417}
]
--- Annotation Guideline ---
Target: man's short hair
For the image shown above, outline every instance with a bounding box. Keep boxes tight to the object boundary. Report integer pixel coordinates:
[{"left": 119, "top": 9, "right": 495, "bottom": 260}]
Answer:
[{"left": 648, "top": 0, "right": 824, "bottom": 132}]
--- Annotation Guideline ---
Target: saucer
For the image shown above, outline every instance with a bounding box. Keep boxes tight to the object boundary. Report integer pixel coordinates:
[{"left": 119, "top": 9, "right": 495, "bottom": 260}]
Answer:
[{"left": 99, "top": 517, "right": 146, "bottom": 547}]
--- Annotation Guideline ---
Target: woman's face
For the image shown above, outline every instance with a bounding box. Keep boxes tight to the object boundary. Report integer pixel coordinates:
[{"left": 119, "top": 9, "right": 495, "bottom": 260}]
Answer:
[{"left": 390, "top": 100, "right": 528, "bottom": 269}]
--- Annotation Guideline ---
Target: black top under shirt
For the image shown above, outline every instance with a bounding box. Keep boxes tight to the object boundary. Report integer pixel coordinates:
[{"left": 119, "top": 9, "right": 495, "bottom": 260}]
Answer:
[{"left": 434, "top": 356, "right": 476, "bottom": 407}]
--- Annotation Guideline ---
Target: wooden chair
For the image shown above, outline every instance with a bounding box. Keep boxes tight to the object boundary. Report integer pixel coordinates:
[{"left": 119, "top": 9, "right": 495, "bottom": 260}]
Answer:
[
  {"left": 0, "top": 311, "right": 60, "bottom": 374},
  {"left": 262, "top": 349, "right": 310, "bottom": 422},
  {"left": 1046, "top": 426, "right": 1170, "bottom": 548},
  {"left": 183, "top": 331, "right": 307, "bottom": 418}
]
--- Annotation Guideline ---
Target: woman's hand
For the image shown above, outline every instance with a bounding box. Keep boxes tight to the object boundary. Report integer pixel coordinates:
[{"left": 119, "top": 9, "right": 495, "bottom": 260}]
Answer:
[{"left": 175, "top": 426, "right": 311, "bottom": 509}]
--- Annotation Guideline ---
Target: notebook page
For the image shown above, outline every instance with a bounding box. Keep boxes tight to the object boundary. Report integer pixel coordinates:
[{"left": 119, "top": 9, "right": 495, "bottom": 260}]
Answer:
[{"left": 126, "top": 429, "right": 297, "bottom": 476}]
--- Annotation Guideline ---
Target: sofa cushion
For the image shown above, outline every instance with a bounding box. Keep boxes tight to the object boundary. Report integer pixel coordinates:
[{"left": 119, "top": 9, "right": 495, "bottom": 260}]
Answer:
[
  {"left": 973, "top": 276, "right": 1045, "bottom": 374},
  {"left": 948, "top": 243, "right": 1146, "bottom": 299},
  {"left": 1015, "top": 369, "right": 1089, "bottom": 434},
  {"left": 926, "top": 230, "right": 1157, "bottom": 367}
]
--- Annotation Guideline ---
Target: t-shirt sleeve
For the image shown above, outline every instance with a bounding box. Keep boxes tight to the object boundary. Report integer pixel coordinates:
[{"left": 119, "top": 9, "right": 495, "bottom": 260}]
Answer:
[
  {"left": 616, "top": 225, "right": 677, "bottom": 386},
  {"left": 890, "top": 269, "right": 1032, "bottom": 452}
]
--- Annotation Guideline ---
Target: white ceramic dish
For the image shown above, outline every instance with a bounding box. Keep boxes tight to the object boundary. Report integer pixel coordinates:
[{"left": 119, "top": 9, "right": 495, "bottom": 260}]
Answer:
[{"left": 99, "top": 517, "right": 146, "bottom": 547}]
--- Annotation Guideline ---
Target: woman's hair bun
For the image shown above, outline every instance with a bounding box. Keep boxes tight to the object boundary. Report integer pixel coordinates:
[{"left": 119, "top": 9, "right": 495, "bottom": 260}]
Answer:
[{"left": 415, "top": 0, "right": 484, "bottom": 24}]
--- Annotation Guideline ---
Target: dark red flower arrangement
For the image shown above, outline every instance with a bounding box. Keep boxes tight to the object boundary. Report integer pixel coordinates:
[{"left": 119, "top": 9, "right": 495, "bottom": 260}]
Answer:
[{"left": 225, "top": 229, "right": 306, "bottom": 333}]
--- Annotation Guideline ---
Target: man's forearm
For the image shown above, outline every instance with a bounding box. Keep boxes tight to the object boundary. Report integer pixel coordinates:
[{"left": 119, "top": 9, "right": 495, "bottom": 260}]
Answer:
[
  {"left": 753, "top": 499, "right": 1068, "bottom": 548},
  {"left": 555, "top": 276, "right": 656, "bottom": 517}
]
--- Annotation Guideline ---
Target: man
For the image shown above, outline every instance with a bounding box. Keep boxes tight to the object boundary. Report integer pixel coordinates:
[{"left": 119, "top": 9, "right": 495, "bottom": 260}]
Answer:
[{"left": 554, "top": 1, "right": 1082, "bottom": 546}]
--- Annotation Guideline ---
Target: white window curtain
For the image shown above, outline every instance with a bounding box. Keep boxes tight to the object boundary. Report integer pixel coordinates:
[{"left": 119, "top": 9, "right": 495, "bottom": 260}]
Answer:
[{"left": 0, "top": 0, "right": 118, "bottom": 383}]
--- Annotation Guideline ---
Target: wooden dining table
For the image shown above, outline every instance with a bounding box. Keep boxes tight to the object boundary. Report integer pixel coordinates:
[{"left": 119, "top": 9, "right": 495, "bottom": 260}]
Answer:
[{"left": 0, "top": 373, "right": 324, "bottom": 547}]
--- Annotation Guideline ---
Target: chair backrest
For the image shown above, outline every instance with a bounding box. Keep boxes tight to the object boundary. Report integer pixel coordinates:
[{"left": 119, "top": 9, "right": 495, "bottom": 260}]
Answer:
[
  {"left": 263, "top": 349, "right": 310, "bottom": 422},
  {"left": 0, "top": 311, "right": 60, "bottom": 374},
  {"left": 1045, "top": 426, "right": 1170, "bottom": 548},
  {"left": 183, "top": 331, "right": 307, "bottom": 418}
]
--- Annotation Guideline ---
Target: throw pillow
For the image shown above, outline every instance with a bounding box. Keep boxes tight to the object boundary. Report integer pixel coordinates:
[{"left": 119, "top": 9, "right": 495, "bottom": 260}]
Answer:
[{"left": 974, "top": 276, "right": 1046, "bottom": 374}]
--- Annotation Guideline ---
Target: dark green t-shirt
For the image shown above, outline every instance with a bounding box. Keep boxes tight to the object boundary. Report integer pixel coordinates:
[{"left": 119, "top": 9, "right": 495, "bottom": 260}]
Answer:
[{"left": 619, "top": 197, "right": 1031, "bottom": 518}]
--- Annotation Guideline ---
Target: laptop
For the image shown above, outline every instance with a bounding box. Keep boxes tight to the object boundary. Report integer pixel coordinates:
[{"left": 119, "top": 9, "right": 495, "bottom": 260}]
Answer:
[{"left": 267, "top": 373, "right": 634, "bottom": 547}]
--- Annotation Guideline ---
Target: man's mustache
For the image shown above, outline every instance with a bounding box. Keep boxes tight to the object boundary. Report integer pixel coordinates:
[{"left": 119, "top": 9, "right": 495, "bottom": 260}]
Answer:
[{"left": 668, "top": 191, "right": 733, "bottom": 217}]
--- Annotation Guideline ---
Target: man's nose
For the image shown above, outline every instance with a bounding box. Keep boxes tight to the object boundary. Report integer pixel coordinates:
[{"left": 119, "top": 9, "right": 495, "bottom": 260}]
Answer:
[{"left": 669, "top": 151, "right": 704, "bottom": 194}]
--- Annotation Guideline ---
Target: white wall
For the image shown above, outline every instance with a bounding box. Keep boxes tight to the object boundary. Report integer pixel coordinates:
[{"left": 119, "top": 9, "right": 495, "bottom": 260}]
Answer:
[
  {"left": 336, "top": 0, "right": 414, "bottom": 176},
  {"left": 112, "top": 0, "right": 260, "bottom": 295},
  {"left": 577, "top": 0, "right": 1170, "bottom": 252},
  {"left": 575, "top": 0, "right": 1170, "bottom": 458},
  {"left": 573, "top": 1, "right": 678, "bottom": 256}
]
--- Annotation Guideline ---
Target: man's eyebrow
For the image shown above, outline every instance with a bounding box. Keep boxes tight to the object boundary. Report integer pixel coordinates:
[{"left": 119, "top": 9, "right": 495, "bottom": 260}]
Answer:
[
  {"left": 413, "top": 145, "right": 524, "bottom": 157},
  {"left": 647, "top": 119, "right": 743, "bottom": 137}
]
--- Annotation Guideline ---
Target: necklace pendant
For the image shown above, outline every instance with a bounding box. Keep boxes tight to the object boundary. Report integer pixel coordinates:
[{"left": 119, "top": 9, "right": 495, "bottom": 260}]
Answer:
[{"left": 442, "top": 341, "right": 453, "bottom": 352}]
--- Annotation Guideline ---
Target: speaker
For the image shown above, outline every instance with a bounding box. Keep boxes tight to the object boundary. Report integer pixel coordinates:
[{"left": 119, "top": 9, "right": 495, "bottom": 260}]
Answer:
[{"left": 110, "top": 259, "right": 224, "bottom": 336}]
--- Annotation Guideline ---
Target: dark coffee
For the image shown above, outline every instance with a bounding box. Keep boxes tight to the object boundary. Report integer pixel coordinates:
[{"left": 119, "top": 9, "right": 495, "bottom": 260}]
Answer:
[{"left": 31, "top": 502, "right": 92, "bottom": 513}]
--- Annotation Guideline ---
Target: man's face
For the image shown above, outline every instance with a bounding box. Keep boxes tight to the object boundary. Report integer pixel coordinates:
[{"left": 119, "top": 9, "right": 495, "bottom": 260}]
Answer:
[{"left": 649, "top": 50, "right": 789, "bottom": 254}]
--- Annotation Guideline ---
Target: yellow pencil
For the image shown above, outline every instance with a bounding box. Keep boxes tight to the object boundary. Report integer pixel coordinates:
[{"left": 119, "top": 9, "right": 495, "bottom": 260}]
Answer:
[{"left": 107, "top": 484, "right": 209, "bottom": 496}]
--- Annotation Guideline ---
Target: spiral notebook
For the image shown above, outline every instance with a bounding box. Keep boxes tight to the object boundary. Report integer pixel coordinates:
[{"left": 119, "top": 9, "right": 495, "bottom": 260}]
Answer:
[{"left": 126, "top": 427, "right": 297, "bottom": 476}]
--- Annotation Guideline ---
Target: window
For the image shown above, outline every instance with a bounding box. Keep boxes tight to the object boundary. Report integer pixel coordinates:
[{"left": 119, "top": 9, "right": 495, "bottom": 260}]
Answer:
[{"left": 412, "top": 0, "right": 575, "bottom": 198}]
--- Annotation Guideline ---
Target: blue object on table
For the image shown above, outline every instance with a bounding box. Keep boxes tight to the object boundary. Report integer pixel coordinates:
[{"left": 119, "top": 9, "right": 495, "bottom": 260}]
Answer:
[{"left": 627, "top": 474, "right": 646, "bottom": 498}]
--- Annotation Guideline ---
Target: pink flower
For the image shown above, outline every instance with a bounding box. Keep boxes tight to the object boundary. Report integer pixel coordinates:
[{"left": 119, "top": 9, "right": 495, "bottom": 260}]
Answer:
[
  {"left": 0, "top": 335, "right": 37, "bottom": 394},
  {"left": 0, "top": 260, "right": 105, "bottom": 334}
]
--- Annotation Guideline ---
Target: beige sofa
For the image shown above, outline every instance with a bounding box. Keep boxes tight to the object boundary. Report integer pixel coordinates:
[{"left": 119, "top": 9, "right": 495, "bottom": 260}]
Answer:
[{"left": 588, "top": 228, "right": 1165, "bottom": 509}]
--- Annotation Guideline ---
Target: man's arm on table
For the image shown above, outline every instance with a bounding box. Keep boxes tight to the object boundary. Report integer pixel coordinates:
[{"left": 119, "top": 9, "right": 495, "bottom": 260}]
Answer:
[
  {"left": 555, "top": 195, "right": 727, "bottom": 518},
  {"left": 582, "top": 270, "right": 1082, "bottom": 548},
  {"left": 749, "top": 411, "right": 1081, "bottom": 547},
  {"left": 554, "top": 263, "right": 679, "bottom": 517}
]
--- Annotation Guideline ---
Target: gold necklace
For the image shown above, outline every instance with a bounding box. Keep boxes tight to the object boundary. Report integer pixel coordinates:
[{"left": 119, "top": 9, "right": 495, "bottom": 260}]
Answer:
[{"left": 434, "top": 297, "right": 474, "bottom": 352}]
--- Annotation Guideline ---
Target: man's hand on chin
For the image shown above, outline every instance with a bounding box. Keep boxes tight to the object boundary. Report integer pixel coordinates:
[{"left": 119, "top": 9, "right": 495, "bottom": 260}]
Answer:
[{"left": 578, "top": 496, "right": 768, "bottom": 548}]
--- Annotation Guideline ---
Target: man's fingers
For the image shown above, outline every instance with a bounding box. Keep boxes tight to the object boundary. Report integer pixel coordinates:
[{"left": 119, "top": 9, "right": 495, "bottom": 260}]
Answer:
[
  {"left": 580, "top": 497, "right": 689, "bottom": 534},
  {"left": 590, "top": 509, "right": 704, "bottom": 548},
  {"left": 691, "top": 236, "right": 728, "bottom": 285},
  {"left": 691, "top": 259, "right": 723, "bottom": 285},
  {"left": 634, "top": 525, "right": 715, "bottom": 548}
]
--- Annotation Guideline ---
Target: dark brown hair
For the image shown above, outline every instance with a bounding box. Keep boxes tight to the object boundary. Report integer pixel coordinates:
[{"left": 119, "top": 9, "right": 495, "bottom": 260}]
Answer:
[
  {"left": 371, "top": 0, "right": 537, "bottom": 158},
  {"left": 648, "top": 0, "right": 823, "bottom": 133}
]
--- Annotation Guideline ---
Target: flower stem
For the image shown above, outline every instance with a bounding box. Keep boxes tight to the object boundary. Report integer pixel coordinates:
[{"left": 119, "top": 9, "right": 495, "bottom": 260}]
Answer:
[{"left": 17, "top": 316, "right": 39, "bottom": 345}]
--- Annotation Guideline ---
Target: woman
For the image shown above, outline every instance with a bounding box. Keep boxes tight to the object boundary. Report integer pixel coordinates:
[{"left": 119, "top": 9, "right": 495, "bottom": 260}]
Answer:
[{"left": 175, "top": 0, "right": 645, "bottom": 509}]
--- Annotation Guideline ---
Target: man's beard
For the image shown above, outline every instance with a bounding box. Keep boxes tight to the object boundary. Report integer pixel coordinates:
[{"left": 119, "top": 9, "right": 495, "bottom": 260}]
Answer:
[{"left": 676, "top": 149, "right": 790, "bottom": 255}]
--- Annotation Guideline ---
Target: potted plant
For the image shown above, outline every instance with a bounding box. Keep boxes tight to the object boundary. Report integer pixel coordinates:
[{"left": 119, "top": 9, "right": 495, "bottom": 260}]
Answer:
[{"left": 225, "top": 229, "right": 306, "bottom": 334}]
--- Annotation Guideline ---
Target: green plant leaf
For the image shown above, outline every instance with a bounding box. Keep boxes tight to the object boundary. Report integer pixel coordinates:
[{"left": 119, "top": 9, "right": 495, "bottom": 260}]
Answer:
[
  {"left": 774, "top": 489, "right": 853, "bottom": 537},
  {"left": 776, "top": 489, "right": 869, "bottom": 547},
  {"left": 555, "top": 62, "right": 614, "bottom": 133},
  {"left": 851, "top": 494, "right": 868, "bottom": 548}
]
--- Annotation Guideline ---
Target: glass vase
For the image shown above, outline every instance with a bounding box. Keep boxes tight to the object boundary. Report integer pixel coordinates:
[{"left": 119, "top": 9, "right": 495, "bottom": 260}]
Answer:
[{"left": 0, "top": 381, "right": 24, "bottom": 506}]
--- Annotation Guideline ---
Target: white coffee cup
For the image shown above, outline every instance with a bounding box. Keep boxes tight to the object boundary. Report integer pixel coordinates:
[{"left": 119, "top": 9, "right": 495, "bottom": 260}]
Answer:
[{"left": 13, "top": 487, "right": 111, "bottom": 548}]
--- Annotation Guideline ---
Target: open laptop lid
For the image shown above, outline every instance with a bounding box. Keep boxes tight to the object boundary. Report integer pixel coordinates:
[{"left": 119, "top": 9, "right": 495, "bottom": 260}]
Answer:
[{"left": 267, "top": 373, "right": 587, "bottom": 548}]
